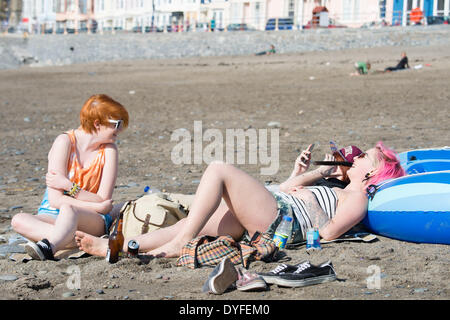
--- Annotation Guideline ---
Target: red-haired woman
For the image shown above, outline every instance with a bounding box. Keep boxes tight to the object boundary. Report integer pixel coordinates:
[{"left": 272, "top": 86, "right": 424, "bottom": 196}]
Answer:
[
  {"left": 75, "top": 141, "right": 404, "bottom": 259},
  {"left": 11, "top": 94, "right": 129, "bottom": 260}
]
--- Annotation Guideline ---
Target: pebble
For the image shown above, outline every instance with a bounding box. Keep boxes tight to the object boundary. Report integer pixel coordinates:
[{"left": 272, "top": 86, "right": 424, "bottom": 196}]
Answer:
[
  {"left": 0, "top": 275, "right": 18, "bottom": 281},
  {"left": 96, "top": 289, "right": 105, "bottom": 294},
  {"left": 0, "top": 244, "right": 26, "bottom": 255},
  {"left": 267, "top": 121, "right": 281, "bottom": 128},
  {"left": 62, "top": 292, "right": 75, "bottom": 298},
  {"left": 414, "top": 288, "right": 428, "bottom": 293}
]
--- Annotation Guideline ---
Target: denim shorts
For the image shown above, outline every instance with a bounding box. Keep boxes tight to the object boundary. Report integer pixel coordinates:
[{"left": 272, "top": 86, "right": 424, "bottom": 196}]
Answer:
[
  {"left": 241, "top": 192, "right": 304, "bottom": 244},
  {"left": 37, "top": 189, "right": 113, "bottom": 235}
]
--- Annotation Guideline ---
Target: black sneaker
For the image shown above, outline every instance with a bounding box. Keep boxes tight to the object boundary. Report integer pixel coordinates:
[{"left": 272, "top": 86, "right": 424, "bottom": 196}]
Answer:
[
  {"left": 257, "top": 262, "right": 306, "bottom": 284},
  {"left": 25, "top": 239, "right": 57, "bottom": 261},
  {"left": 274, "top": 260, "right": 337, "bottom": 287}
]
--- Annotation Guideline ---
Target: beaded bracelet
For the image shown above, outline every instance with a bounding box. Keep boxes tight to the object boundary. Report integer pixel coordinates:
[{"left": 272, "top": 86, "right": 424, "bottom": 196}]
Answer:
[{"left": 68, "top": 183, "right": 81, "bottom": 198}]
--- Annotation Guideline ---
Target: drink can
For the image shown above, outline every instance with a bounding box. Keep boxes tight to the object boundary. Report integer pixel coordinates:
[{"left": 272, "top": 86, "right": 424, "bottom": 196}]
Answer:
[{"left": 127, "top": 240, "right": 139, "bottom": 258}]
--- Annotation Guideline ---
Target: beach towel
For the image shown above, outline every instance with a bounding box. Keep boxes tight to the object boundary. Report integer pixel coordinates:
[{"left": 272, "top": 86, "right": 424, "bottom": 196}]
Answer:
[{"left": 176, "top": 231, "right": 278, "bottom": 269}]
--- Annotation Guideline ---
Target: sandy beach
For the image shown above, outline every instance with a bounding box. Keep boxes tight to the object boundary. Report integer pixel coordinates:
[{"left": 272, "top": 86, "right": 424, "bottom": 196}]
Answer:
[{"left": 0, "top": 42, "right": 449, "bottom": 302}]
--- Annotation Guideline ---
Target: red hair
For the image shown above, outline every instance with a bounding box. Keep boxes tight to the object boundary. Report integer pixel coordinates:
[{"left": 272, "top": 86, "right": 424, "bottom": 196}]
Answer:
[
  {"left": 79, "top": 94, "right": 129, "bottom": 134},
  {"left": 369, "top": 141, "right": 405, "bottom": 185}
]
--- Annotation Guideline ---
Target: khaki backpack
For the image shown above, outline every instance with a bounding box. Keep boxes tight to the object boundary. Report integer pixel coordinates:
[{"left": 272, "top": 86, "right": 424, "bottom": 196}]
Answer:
[{"left": 113, "top": 193, "right": 194, "bottom": 238}]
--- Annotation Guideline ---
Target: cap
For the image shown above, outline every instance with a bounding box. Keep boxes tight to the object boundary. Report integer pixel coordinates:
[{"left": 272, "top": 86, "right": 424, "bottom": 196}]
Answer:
[{"left": 330, "top": 141, "right": 363, "bottom": 163}]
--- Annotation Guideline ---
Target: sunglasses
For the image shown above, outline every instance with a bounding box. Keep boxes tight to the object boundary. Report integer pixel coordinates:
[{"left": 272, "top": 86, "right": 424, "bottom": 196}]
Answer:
[{"left": 107, "top": 119, "right": 124, "bottom": 130}]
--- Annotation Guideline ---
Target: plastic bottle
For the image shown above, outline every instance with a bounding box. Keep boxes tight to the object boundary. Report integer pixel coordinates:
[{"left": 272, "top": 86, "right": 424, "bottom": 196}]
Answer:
[
  {"left": 272, "top": 216, "right": 293, "bottom": 249},
  {"left": 306, "top": 227, "right": 321, "bottom": 251},
  {"left": 141, "top": 186, "right": 161, "bottom": 197}
]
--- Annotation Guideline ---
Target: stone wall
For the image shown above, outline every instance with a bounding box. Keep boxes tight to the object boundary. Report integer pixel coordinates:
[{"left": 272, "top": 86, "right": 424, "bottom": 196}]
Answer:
[{"left": 1, "top": 25, "right": 450, "bottom": 70}]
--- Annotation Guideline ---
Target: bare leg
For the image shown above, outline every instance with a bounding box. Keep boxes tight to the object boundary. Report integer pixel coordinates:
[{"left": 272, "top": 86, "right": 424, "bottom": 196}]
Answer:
[
  {"left": 76, "top": 163, "right": 277, "bottom": 258},
  {"left": 75, "top": 218, "right": 188, "bottom": 257},
  {"left": 12, "top": 205, "right": 105, "bottom": 253},
  {"left": 147, "top": 162, "right": 278, "bottom": 258}
]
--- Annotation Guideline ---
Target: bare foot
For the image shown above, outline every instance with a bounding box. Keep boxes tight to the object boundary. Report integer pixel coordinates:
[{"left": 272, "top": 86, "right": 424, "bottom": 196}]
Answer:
[
  {"left": 75, "top": 231, "right": 109, "bottom": 257},
  {"left": 146, "top": 239, "right": 186, "bottom": 258}
]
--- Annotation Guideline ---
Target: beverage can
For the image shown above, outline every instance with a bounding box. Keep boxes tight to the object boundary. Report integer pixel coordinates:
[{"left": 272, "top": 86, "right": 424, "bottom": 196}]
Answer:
[{"left": 127, "top": 240, "right": 139, "bottom": 258}]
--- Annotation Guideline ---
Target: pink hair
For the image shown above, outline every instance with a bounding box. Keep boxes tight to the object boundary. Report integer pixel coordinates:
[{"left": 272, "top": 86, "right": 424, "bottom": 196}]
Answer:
[{"left": 369, "top": 141, "right": 405, "bottom": 185}]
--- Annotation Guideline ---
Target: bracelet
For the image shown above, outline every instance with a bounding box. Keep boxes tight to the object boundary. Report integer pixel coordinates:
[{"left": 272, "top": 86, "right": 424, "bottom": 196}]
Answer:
[{"left": 68, "top": 183, "right": 81, "bottom": 198}]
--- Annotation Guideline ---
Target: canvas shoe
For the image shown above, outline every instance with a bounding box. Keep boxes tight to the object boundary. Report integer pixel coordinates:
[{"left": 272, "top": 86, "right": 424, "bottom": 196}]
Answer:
[
  {"left": 202, "top": 257, "right": 238, "bottom": 295},
  {"left": 25, "top": 239, "right": 57, "bottom": 261},
  {"left": 236, "top": 267, "right": 267, "bottom": 292},
  {"left": 257, "top": 262, "right": 306, "bottom": 284},
  {"left": 274, "top": 260, "right": 337, "bottom": 287}
]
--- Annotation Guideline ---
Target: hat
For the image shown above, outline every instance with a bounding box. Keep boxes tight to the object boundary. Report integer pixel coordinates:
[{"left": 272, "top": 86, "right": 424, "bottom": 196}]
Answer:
[{"left": 330, "top": 141, "right": 363, "bottom": 163}]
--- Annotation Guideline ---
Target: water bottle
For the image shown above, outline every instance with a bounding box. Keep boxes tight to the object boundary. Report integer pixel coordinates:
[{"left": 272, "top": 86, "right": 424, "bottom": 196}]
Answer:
[
  {"left": 306, "top": 227, "right": 321, "bottom": 251},
  {"left": 272, "top": 216, "right": 292, "bottom": 249},
  {"left": 140, "top": 186, "right": 161, "bottom": 197}
]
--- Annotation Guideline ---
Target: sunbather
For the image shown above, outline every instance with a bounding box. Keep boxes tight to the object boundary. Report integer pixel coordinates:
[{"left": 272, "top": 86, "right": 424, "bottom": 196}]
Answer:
[
  {"left": 75, "top": 141, "right": 405, "bottom": 259},
  {"left": 11, "top": 94, "right": 129, "bottom": 260},
  {"left": 278, "top": 141, "right": 363, "bottom": 191},
  {"left": 384, "top": 52, "right": 410, "bottom": 72}
]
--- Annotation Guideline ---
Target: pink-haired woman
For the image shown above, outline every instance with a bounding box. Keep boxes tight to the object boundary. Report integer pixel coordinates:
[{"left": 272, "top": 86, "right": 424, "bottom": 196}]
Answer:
[{"left": 76, "top": 141, "right": 405, "bottom": 258}]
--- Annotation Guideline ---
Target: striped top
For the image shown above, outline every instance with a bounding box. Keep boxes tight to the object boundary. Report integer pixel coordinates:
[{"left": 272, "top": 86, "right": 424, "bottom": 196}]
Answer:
[{"left": 273, "top": 186, "right": 338, "bottom": 239}]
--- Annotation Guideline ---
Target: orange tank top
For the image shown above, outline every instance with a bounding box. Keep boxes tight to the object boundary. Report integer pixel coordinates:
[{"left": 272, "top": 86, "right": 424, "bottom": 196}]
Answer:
[{"left": 66, "top": 130, "right": 106, "bottom": 194}]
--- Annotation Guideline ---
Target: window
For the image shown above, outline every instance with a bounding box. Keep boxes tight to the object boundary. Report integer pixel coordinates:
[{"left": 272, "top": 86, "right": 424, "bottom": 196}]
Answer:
[
  {"left": 343, "top": 0, "right": 352, "bottom": 21},
  {"left": 288, "top": 0, "right": 295, "bottom": 18}
]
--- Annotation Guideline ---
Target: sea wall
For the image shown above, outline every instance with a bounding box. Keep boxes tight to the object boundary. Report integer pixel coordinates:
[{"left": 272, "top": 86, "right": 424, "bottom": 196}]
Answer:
[{"left": 1, "top": 25, "right": 450, "bottom": 69}]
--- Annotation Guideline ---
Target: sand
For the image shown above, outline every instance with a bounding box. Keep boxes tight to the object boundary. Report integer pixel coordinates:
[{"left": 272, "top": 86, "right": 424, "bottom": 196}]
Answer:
[{"left": 0, "top": 43, "right": 449, "bottom": 301}]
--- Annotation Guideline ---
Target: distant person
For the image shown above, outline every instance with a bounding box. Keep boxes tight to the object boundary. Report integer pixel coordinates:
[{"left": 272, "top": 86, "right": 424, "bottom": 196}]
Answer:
[
  {"left": 255, "top": 44, "right": 276, "bottom": 56},
  {"left": 350, "top": 61, "right": 371, "bottom": 76},
  {"left": 384, "top": 52, "right": 410, "bottom": 72}
]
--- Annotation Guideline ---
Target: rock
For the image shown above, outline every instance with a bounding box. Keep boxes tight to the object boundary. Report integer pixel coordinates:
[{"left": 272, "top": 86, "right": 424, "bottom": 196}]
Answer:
[
  {"left": 96, "top": 289, "right": 105, "bottom": 294},
  {"left": 62, "top": 292, "right": 75, "bottom": 298},
  {"left": 267, "top": 121, "right": 281, "bottom": 128},
  {"left": 414, "top": 288, "right": 428, "bottom": 293},
  {"left": 0, "top": 274, "right": 18, "bottom": 281},
  {"left": 0, "top": 244, "right": 26, "bottom": 255},
  {"left": 17, "top": 277, "right": 51, "bottom": 290}
]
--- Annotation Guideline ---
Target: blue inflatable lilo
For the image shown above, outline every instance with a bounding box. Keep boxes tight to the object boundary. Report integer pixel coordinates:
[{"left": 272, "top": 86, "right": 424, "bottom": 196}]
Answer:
[
  {"left": 363, "top": 170, "right": 450, "bottom": 245},
  {"left": 399, "top": 146, "right": 450, "bottom": 173}
]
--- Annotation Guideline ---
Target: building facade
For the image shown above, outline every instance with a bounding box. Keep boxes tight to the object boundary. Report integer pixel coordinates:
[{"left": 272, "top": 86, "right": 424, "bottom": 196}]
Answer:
[{"left": 6, "top": 0, "right": 450, "bottom": 33}]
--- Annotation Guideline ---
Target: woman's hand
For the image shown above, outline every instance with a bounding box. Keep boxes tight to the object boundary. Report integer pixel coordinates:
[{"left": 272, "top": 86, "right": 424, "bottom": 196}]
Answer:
[
  {"left": 316, "top": 154, "right": 338, "bottom": 177},
  {"left": 292, "top": 145, "right": 313, "bottom": 176},
  {"left": 46, "top": 170, "right": 72, "bottom": 191},
  {"left": 93, "top": 199, "right": 114, "bottom": 214}
]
